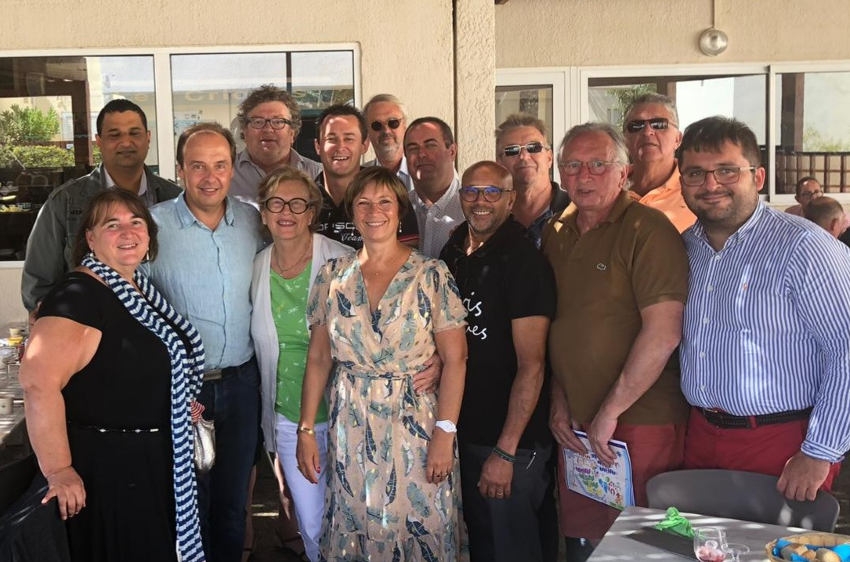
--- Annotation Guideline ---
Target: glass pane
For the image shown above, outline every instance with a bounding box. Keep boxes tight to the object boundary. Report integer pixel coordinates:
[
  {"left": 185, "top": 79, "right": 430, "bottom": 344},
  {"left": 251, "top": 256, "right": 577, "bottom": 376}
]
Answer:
[
  {"left": 0, "top": 55, "right": 155, "bottom": 261},
  {"left": 170, "top": 51, "right": 355, "bottom": 160},
  {"left": 776, "top": 71, "right": 850, "bottom": 195},
  {"left": 495, "top": 85, "right": 554, "bottom": 146}
]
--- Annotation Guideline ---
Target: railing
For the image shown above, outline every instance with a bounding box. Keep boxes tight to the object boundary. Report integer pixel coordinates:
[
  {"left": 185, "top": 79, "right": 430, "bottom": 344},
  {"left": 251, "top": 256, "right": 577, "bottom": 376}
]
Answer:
[{"left": 776, "top": 149, "right": 850, "bottom": 195}]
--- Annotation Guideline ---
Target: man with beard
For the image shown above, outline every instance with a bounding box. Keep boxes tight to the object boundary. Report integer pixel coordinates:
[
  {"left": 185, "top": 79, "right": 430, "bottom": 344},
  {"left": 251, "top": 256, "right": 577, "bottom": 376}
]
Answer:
[
  {"left": 22, "top": 98, "right": 181, "bottom": 313},
  {"left": 495, "top": 114, "right": 569, "bottom": 247},
  {"left": 363, "top": 93, "right": 413, "bottom": 190},
  {"left": 230, "top": 84, "right": 322, "bottom": 207}
]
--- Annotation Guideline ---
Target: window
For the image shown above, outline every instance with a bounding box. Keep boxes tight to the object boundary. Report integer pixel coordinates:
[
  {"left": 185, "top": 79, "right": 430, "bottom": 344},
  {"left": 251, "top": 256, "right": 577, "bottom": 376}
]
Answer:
[{"left": 0, "top": 46, "right": 357, "bottom": 263}]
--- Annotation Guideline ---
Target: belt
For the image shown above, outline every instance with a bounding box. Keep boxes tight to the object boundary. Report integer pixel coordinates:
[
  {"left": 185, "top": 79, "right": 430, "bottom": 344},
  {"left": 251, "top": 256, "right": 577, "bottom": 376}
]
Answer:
[
  {"left": 68, "top": 420, "right": 163, "bottom": 434},
  {"left": 203, "top": 368, "right": 224, "bottom": 381},
  {"left": 698, "top": 407, "right": 812, "bottom": 429}
]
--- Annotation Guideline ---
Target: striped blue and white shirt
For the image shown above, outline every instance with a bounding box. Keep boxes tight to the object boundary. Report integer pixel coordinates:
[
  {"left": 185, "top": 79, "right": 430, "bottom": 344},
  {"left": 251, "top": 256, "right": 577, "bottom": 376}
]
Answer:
[{"left": 681, "top": 203, "right": 850, "bottom": 463}]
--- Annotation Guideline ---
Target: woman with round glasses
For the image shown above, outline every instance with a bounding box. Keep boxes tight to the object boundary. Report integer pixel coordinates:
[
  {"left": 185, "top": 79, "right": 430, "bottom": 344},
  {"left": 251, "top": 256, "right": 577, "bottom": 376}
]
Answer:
[
  {"left": 250, "top": 167, "right": 353, "bottom": 562},
  {"left": 297, "top": 166, "right": 468, "bottom": 560}
]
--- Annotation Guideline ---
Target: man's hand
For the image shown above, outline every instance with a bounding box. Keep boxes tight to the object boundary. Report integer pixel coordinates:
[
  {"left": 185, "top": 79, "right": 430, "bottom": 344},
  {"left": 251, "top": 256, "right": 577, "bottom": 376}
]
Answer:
[
  {"left": 587, "top": 413, "right": 618, "bottom": 466},
  {"left": 777, "top": 452, "right": 831, "bottom": 501},
  {"left": 478, "top": 454, "right": 514, "bottom": 499},
  {"left": 412, "top": 352, "right": 442, "bottom": 394},
  {"left": 550, "top": 392, "right": 587, "bottom": 454}
]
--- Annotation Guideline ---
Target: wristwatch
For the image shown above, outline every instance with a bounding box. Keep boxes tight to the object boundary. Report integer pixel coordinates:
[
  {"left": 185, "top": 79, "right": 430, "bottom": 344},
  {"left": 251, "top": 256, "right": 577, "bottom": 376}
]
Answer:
[
  {"left": 435, "top": 420, "right": 457, "bottom": 433},
  {"left": 297, "top": 424, "right": 315, "bottom": 435}
]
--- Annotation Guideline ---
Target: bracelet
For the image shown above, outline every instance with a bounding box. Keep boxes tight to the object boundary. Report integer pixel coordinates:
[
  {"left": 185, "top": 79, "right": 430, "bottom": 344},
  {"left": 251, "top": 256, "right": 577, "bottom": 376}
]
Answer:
[
  {"left": 297, "top": 425, "right": 315, "bottom": 435},
  {"left": 492, "top": 446, "right": 517, "bottom": 463}
]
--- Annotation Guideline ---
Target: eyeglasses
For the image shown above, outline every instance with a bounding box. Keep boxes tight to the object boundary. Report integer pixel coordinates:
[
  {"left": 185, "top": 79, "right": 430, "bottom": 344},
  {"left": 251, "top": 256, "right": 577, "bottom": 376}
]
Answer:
[
  {"left": 247, "top": 117, "right": 292, "bottom": 130},
  {"left": 370, "top": 118, "right": 402, "bottom": 132},
  {"left": 501, "top": 141, "right": 548, "bottom": 158},
  {"left": 559, "top": 160, "right": 621, "bottom": 176},
  {"left": 460, "top": 185, "right": 514, "bottom": 203},
  {"left": 798, "top": 190, "right": 823, "bottom": 200},
  {"left": 262, "top": 197, "right": 311, "bottom": 214},
  {"left": 624, "top": 118, "right": 672, "bottom": 133},
  {"left": 680, "top": 166, "right": 757, "bottom": 187}
]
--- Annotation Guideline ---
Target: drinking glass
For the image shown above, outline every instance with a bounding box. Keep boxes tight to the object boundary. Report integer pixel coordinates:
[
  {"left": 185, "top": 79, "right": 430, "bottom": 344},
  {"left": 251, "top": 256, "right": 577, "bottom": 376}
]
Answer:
[
  {"left": 693, "top": 527, "right": 727, "bottom": 562},
  {"left": 722, "top": 543, "right": 750, "bottom": 562}
]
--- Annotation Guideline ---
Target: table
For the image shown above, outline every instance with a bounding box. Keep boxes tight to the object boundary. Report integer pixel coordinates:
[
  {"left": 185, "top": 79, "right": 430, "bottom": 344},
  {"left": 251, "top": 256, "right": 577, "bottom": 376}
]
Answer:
[
  {"left": 0, "top": 365, "right": 27, "bottom": 453},
  {"left": 589, "top": 506, "right": 807, "bottom": 561}
]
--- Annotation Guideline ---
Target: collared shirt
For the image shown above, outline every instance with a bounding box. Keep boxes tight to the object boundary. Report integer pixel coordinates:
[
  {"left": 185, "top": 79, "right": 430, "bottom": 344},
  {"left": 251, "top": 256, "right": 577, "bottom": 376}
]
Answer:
[
  {"left": 102, "top": 167, "right": 153, "bottom": 206},
  {"left": 230, "top": 148, "right": 323, "bottom": 208},
  {"left": 526, "top": 180, "right": 571, "bottom": 248},
  {"left": 411, "top": 172, "right": 464, "bottom": 258},
  {"left": 542, "top": 190, "right": 690, "bottom": 425},
  {"left": 364, "top": 156, "right": 414, "bottom": 191},
  {"left": 681, "top": 203, "right": 850, "bottom": 462},
  {"left": 629, "top": 163, "right": 697, "bottom": 233},
  {"left": 146, "top": 194, "right": 264, "bottom": 370}
]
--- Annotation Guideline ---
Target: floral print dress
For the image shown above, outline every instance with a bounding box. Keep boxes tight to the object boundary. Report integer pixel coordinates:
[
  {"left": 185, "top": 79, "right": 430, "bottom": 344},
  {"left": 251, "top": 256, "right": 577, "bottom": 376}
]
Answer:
[{"left": 307, "top": 250, "right": 468, "bottom": 562}]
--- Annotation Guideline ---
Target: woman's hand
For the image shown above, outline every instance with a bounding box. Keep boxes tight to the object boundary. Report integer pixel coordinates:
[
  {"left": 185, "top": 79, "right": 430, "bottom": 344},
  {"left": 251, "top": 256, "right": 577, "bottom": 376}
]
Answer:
[
  {"left": 296, "top": 432, "right": 321, "bottom": 484},
  {"left": 426, "top": 430, "right": 455, "bottom": 484},
  {"left": 43, "top": 466, "right": 86, "bottom": 520}
]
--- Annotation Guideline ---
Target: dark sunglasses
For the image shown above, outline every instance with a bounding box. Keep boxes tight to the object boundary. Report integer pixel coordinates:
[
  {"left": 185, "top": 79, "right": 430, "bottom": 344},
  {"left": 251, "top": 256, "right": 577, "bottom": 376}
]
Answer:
[
  {"left": 501, "top": 141, "right": 547, "bottom": 158},
  {"left": 370, "top": 118, "right": 402, "bottom": 132},
  {"left": 625, "top": 117, "right": 671, "bottom": 133}
]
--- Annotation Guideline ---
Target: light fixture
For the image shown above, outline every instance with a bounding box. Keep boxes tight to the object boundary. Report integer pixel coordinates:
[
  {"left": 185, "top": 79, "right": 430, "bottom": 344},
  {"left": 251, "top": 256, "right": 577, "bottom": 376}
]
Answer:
[{"left": 699, "top": 0, "right": 728, "bottom": 56}]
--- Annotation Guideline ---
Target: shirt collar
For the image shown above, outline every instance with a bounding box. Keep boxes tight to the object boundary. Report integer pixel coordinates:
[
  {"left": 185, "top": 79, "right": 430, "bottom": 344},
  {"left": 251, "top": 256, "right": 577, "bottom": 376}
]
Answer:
[
  {"left": 175, "top": 192, "right": 236, "bottom": 229},
  {"left": 103, "top": 165, "right": 148, "bottom": 196},
  {"left": 558, "top": 189, "right": 632, "bottom": 233},
  {"left": 415, "top": 171, "right": 460, "bottom": 210},
  {"left": 690, "top": 201, "right": 765, "bottom": 251}
]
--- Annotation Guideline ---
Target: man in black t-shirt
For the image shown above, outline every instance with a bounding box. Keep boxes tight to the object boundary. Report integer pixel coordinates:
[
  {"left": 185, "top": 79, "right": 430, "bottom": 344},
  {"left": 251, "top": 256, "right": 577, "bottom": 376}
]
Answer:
[{"left": 440, "top": 161, "right": 556, "bottom": 562}]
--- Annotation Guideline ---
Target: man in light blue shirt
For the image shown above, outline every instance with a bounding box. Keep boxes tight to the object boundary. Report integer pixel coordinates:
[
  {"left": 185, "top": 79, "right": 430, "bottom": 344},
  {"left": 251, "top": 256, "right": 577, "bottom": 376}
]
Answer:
[
  {"left": 677, "top": 116, "right": 850, "bottom": 502},
  {"left": 147, "top": 122, "right": 264, "bottom": 562}
]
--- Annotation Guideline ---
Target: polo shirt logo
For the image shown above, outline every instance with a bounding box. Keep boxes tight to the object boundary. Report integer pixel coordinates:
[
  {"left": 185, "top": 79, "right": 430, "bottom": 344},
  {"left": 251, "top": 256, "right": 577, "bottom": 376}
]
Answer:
[{"left": 596, "top": 263, "right": 607, "bottom": 271}]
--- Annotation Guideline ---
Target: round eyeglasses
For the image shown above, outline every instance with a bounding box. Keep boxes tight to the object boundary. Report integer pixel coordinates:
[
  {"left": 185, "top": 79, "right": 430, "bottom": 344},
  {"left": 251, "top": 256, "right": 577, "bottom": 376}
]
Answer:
[
  {"left": 460, "top": 185, "right": 513, "bottom": 203},
  {"left": 559, "top": 160, "right": 621, "bottom": 176},
  {"left": 262, "top": 197, "right": 312, "bottom": 214},
  {"left": 247, "top": 117, "right": 292, "bottom": 130},
  {"left": 680, "top": 166, "right": 757, "bottom": 187},
  {"left": 370, "top": 118, "right": 402, "bottom": 132}
]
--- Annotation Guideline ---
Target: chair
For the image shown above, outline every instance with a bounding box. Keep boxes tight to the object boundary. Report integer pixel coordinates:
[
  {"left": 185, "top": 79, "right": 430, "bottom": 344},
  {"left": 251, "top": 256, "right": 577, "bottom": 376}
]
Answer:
[
  {"left": 646, "top": 469, "right": 840, "bottom": 532},
  {"left": 0, "top": 454, "right": 37, "bottom": 515}
]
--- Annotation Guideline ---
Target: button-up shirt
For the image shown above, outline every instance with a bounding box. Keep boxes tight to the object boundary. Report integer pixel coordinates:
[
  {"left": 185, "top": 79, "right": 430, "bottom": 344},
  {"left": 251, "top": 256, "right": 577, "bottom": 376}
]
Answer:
[
  {"left": 364, "top": 156, "right": 414, "bottom": 192},
  {"left": 230, "top": 148, "right": 323, "bottom": 208},
  {"left": 411, "top": 172, "right": 463, "bottom": 258},
  {"left": 681, "top": 203, "right": 850, "bottom": 462},
  {"left": 146, "top": 194, "right": 264, "bottom": 370}
]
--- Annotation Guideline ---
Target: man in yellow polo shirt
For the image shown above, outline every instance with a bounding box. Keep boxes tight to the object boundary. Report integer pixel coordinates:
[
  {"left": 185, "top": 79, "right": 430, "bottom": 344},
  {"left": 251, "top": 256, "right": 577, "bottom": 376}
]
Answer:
[{"left": 541, "top": 122, "right": 690, "bottom": 555}]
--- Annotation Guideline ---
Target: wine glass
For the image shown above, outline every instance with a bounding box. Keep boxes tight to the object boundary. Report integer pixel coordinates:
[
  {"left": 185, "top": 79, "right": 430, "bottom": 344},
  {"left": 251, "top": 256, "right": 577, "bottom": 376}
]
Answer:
[
  {"left": 693, "top": 527, "right": 727, "bottom": 562},
  {"left": 722, "top": 543, "right": 750, "bottom": 562}
]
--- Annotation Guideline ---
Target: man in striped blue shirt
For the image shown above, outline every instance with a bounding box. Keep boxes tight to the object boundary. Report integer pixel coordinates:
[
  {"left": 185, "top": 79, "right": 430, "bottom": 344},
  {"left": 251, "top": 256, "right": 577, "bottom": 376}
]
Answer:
[{"left": 677, "top": 116, "right": 850, "bottom": 502}]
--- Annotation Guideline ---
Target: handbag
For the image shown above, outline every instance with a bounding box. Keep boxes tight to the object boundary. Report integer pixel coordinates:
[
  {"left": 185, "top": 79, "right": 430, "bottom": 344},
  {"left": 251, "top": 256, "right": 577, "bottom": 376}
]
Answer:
[{"left": 193, "top": 417, "right": 216, "bottom": 472}]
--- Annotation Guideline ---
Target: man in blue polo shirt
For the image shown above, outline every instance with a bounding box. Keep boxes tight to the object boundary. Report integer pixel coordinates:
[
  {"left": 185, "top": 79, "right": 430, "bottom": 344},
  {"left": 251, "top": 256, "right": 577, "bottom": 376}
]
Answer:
[{"left": 441, "top": 160, "right": 556, "bottom": 562}]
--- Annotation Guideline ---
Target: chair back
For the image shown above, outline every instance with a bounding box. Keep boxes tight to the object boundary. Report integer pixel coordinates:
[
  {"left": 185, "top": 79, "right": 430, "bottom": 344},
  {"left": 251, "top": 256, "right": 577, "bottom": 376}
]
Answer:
[
  {"left": 646, "top": 469, "right": 839, "bottom": 532},
  {"left": 0, "top": 455, "right": 37, "bottom": 516}
]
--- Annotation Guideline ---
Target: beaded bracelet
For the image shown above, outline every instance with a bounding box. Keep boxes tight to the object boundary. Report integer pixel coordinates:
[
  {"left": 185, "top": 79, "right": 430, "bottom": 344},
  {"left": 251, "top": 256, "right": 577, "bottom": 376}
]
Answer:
[{"left": 492, "top": 446, "right": 517, "bottom": 463}]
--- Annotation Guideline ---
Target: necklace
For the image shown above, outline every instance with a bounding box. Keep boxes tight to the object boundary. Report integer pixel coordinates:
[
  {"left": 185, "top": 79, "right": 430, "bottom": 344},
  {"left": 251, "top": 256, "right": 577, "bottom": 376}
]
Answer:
[{"left": 272, "top": 241, "right": 312, "bottom": 277}]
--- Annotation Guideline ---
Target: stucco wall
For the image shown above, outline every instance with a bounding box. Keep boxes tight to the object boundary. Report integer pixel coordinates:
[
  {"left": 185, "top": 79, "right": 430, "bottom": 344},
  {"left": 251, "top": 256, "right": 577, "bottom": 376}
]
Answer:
[{"left": 495, "top": 0, "right": 850, "bottom": 67}]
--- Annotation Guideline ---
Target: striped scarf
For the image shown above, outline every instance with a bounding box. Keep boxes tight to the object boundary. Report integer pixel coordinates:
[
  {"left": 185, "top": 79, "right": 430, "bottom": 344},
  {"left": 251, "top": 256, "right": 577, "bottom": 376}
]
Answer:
[{"left": 82, "top": 254, "right": 206, "bottom": 562}]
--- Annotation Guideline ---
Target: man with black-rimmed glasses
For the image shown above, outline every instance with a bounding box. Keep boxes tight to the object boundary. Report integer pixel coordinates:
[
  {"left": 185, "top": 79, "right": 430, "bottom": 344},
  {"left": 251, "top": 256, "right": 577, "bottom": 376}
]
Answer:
[
  {"left": 622, "top": 93, "right": 696, "bottom": 232},
  {"left": 363, "top": 93, "right": 413, "bottom": 191},
  {"left": 230, "top": 84, "right": 322, "bottom": 207},
  {"left": 495, "top": 114, "right": 570, "bottom": 248}
]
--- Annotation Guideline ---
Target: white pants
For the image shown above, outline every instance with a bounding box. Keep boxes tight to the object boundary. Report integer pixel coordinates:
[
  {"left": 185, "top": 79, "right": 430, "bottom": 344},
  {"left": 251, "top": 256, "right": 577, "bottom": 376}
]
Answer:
[{"left": 275, "top": 414, "right": 328, "bottom": 562}]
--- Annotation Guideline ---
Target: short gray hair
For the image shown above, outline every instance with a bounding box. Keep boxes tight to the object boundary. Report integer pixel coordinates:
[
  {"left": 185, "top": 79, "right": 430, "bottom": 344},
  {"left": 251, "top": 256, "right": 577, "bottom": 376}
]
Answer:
[
  {"left": 623, "top": 93, "right": 679, "bottom": 129},
  {"left": 558, "top": 122, "right": 629, "bottom": 165},
  {"left": 495, "top": 113, "right": 548, "bottom": 143},
  {"left": 363, "top": 93, "right": 407, "bottom": 122}
]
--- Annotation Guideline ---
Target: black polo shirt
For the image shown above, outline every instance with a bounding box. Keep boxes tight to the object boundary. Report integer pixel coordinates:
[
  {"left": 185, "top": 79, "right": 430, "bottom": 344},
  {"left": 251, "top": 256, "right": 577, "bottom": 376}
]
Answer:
[
  {"left": 440, "top": 217, "right": 556, "bottom": 449},
  {"left": 314, "top": 171, "right": 419, "bottom": 250}
]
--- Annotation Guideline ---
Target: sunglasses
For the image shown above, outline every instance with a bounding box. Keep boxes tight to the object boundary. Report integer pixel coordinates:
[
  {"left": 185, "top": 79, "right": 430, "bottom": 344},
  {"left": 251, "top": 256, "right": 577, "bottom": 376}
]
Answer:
[
  {"left": 625, "top": 117, "right": 671, "bottom": 133},
  {"left": 370, "top": 118, "right": 402, "bottom": 132},
  {"left": 501, "top": 141, "right": 547, "bottom": 158}
]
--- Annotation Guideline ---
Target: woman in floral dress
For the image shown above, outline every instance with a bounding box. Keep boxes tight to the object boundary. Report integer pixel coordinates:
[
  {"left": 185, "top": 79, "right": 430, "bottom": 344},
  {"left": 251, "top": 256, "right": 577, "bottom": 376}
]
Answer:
[{"left": 296, "top": 167, "right": 468, "bottom": 561}]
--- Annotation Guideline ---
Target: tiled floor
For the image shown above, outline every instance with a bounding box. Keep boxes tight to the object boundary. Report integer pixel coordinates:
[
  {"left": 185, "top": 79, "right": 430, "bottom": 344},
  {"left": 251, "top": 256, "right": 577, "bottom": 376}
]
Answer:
[{"left": 246, "top": 457, "right": 850, "bottom": 561}]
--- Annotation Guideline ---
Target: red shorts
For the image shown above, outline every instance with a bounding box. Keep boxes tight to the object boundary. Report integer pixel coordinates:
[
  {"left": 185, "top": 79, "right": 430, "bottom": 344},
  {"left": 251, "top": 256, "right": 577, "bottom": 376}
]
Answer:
[
  {"left": 683, "top": 407, "right": 840, "bottom": 490},
  {"left": 556, "top": 422, "right": 686, "bottom": 540}
]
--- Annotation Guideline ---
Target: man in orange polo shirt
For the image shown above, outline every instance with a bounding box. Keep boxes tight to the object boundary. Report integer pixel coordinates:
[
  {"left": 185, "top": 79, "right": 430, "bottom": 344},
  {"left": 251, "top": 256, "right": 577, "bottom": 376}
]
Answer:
[
  {"left": 542, "top": 122, "right": 690, "bottom": 554},
  {"left": 623, "top": 93, "right": 696, "bottom": 232}
]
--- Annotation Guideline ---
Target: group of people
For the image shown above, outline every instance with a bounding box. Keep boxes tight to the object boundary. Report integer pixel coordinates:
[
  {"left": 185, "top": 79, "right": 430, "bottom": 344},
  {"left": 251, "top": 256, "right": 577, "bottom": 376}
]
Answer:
[{"left": 12, "top": 85, "right": 850, "bottom": 562}]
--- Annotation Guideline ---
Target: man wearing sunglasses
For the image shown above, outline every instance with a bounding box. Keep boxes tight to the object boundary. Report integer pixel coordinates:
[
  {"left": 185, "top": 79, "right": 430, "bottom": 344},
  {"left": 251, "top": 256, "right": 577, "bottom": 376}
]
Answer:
[
  {"left": 495, "top": 114, "right": 570, "bottom": 248},
  {"left": 230, "top": 84, "right": 322, "bottom": 207},
  {"left": 677, "top": 116, "right": 850, "bottom": 503},
  {"left": 440, "top": 161, "right": 556, "bottom": 562},
  {"left": 622, "top": 93, "right": 695, "bottom": 233},
  {"left": 542, "top": 123, "right": 689, "bottom": 552},
  {"left": 363, "top": 94, "right": 413, "bottom": 190}
]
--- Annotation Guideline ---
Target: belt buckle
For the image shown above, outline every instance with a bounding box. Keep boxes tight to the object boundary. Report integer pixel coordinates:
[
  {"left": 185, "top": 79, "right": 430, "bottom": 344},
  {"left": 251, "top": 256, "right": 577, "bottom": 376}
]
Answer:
[{"left": 203, "top": 369, "right": 223, "bottom": 381}]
